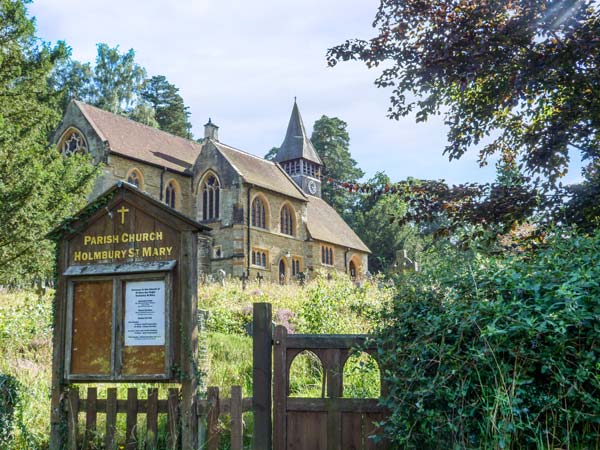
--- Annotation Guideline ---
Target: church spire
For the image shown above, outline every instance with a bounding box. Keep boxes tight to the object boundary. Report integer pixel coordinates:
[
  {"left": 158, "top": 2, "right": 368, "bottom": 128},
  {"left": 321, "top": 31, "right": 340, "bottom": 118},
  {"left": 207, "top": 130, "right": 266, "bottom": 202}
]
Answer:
[{"left": 274, "top": 101, "right": 322, "bottom": 165}]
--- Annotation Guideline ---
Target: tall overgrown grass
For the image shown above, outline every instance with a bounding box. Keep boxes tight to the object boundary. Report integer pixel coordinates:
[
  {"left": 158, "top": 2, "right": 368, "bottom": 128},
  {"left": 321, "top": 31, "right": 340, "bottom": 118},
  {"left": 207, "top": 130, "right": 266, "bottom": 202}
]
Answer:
[{"left": 0, "top": 272, "right": 389, "bottom": 449}]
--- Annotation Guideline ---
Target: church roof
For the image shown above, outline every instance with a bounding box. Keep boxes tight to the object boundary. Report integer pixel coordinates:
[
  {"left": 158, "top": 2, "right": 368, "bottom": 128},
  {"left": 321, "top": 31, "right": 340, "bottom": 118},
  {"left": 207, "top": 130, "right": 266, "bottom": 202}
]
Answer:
[
  {"left": 306, "top": 196, "right": 370, "bottom": 253},
  {"left": 213, "top": 141, "right": 307, "bottom": 201},
  {"left": 74, "top": 100, "right": 203, "bottom": 174},
  {"left": 274, "top": 101, "right": 323, "bottom": 165}
]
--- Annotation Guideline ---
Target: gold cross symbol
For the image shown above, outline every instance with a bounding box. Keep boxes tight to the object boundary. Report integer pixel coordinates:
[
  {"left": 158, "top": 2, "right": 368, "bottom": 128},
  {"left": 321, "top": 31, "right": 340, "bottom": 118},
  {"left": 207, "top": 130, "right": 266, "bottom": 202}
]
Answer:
[{"left": 117, "top": 205, "right": 129, "bottom": 224}]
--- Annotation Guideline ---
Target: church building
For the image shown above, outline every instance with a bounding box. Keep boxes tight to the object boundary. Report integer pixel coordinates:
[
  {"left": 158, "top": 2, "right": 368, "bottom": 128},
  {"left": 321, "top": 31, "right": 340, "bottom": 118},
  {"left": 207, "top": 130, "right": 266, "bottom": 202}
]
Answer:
[{"left": 53, "top": 100, "right": 370, "bottom": 282}]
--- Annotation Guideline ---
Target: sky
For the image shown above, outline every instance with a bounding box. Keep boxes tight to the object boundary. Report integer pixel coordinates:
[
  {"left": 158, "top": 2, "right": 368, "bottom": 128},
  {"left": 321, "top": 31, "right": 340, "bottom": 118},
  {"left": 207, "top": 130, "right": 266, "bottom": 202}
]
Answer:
[{"left": 29, "top": 1, "right": 582, "bottom": 185}]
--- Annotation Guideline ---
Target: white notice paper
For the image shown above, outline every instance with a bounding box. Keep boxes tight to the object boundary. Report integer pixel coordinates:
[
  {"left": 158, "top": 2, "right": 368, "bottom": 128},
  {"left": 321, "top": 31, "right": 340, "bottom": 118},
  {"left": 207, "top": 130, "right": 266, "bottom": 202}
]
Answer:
[{"left": 124, "top": 280, "right": 165, "bottom": 346}]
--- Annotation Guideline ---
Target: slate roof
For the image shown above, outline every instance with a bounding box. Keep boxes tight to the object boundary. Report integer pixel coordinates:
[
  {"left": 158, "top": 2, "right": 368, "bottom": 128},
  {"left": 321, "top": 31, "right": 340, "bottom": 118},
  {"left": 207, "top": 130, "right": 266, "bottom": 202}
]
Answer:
[
  {"left": 75, "top": 100, "right": 203, "bottom": 174},
  {"left": 213, "top": 141, "right": 307, "bottom": 201},
  {"left": 274, "top": 101, "right": 323, "bottom": 165},
  {"left": 306, "top": 196, "right": 370, "bottom": 253}
]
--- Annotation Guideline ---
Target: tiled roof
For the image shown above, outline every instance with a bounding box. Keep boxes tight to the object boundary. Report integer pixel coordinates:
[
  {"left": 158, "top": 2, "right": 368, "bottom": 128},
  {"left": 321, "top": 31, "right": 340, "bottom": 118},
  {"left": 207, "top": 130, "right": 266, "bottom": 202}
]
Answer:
[
  {"left": 274, "top": 101, "right": 322, "bottom": 165},
  {"left": 75, "top": 100, "right": 202, "bottom": 174},
  {"left": 213, "top": 141, "right": 307, "bottom": 201},
  {"left": 306, "top": 196, "right": 370, "bottom": 253}
]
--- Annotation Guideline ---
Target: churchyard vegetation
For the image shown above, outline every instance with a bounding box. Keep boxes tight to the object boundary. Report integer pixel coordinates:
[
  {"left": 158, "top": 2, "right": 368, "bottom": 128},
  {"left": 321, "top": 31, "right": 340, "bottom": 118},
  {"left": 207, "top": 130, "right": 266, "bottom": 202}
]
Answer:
[
  {"left": 2, "top": 0, "right": 600, "bottom": 448},
  {"left": 374, "top": 228, "right": 600, "bottom": 449},
  {"left": 326, "top": 1, "right": 600, "bottom": 447},
  {"left": 0, "top": 274, "right": 390, "bottom": 449}
]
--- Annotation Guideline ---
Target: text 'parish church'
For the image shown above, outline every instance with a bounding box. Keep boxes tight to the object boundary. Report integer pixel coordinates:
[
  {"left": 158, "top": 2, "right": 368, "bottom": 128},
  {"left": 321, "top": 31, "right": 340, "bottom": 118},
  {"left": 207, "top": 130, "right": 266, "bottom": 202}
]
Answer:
[{"left": 53, "top": 100, "right": 370, "bottom": 282}]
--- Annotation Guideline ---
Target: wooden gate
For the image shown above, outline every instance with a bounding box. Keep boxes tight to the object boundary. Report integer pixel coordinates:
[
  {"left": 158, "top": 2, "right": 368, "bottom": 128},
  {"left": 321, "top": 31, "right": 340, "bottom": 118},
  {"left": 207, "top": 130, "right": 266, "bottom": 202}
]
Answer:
[{"left": 272, "top": 326, "right": 389, "bottom": 450}]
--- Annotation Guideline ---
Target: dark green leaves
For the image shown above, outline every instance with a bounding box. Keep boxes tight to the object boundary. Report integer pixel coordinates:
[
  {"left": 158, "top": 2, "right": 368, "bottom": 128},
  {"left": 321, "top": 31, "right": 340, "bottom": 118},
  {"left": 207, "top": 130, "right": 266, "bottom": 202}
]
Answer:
[
  {"left": 0, "top": 0, "right": 96, "bottom": 285},
  {"left": 375, "top": 229, "right": 600, "bottom": 448},
  {"left": 328, "top": 1, "right": 600, "bottom": 186}
]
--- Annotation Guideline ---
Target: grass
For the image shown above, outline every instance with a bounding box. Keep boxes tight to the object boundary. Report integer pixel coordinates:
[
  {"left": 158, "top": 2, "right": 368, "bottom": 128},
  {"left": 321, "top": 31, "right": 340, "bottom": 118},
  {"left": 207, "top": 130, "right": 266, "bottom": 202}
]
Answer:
[{"left": 0, "top": 273, "right": 389, "bottom": 449}]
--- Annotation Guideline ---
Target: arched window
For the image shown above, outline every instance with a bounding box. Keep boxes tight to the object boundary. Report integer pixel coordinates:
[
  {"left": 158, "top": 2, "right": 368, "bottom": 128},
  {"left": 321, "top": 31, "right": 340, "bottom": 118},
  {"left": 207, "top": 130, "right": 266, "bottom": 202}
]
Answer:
[
  {"left": 200, "top": 173, "right": 220, "bottom": 221},
  {"left": 126, "top": 168, "right": 144, "bottom": 189},
  {"left": 280, "top": 204, "right": 294, "bottom": 236},
  {"left": 165, "top": 180, "right": 179, "bottom": 209},
  {"left": 252, "top": 196, "right": 268, "bottom": 229},
  {"left": 58, "top": 128, "right": 87, "bottom": 156}
]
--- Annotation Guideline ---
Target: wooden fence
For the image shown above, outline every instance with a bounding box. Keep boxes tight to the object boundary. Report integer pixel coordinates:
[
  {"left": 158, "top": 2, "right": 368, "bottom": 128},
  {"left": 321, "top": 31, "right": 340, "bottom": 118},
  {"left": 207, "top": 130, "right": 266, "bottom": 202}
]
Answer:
[
  {"left": 65, "top": 385, "right": 251, "bottom": 450},
  {"left": 198, "top": 386, "right": 253, "bottom": 450},
  {"left": 62, "top": 304, "right": 387, "bottom": 449},
  {"left": 66, "top": 387, "right": 179, "bottom": 450}
]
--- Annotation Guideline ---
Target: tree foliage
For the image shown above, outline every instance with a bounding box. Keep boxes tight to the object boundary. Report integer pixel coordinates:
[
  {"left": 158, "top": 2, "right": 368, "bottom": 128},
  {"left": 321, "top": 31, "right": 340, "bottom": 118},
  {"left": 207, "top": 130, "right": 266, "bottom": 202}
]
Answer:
[
  {"left": 264, "top": 146, "right": 279, "bottom": 161},
  {"left": 328, "top": 1, "right": 600, "bottom": 184},
  {"left": 349, "top": 173, "right": 420, "bottom": 272},
  {"left": 53, "top": 45, "right": 194, "bottom": 137},
  {"left": 311, "top": 115, "right": 364, "bottom": 214},
  {"left": 141, "top": 75, "right": 192, "bottom": 138},
  {"left": 0, "top": 0, "right": 97, "bottom": 285},
  {"left": 375, "top": 230, "right": 600, "bottom": 448},
  {"left": 53, "top": 44, "right": 146, "bottom": 115}
]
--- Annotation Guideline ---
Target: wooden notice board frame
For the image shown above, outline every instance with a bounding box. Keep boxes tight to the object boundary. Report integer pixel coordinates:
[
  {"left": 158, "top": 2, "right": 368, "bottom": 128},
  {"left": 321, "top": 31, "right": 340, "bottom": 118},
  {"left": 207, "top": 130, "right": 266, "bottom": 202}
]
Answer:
[
  {"left": 64, "top": 270, "right": 174, "bottom": 382},
  {"left": 49, "top": 182, "right": 209, "bottom": 450}
]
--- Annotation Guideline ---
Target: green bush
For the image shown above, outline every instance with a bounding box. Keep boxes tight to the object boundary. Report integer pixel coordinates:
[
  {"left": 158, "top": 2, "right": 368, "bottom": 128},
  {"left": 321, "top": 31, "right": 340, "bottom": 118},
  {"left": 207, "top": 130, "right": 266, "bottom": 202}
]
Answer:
[{"left": 376, "top": 230, "right": 600, "bottom": 449}]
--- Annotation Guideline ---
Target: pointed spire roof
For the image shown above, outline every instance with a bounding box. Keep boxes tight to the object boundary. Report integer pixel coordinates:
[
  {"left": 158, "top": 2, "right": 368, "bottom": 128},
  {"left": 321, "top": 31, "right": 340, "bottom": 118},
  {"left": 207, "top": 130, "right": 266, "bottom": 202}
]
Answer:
[{"left": 274, "top": 100, "right": 323, "bottom": 165}]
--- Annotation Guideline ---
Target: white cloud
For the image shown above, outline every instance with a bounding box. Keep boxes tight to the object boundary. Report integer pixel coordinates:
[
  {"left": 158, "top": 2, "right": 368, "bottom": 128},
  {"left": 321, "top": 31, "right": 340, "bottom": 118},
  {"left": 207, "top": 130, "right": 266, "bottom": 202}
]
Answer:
[{"left": 28, "top": 0, "right": 583, "bottom": 184}]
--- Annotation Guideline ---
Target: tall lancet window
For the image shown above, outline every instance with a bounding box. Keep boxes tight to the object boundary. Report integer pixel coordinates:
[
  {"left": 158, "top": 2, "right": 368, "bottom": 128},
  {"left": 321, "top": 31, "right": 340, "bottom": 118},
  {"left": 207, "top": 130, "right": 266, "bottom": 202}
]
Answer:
[
  {"left": 201, "top": 174, "right": 220, "bottom": 220},
  {"left": 280, "top": 204, "right": 295, "bottom": 236},
  {"left": 165, "top": 180, "right": 178, "bottom": 209},
  {"left": 252, "top": 196, "right": 268, "bottom": 229}
]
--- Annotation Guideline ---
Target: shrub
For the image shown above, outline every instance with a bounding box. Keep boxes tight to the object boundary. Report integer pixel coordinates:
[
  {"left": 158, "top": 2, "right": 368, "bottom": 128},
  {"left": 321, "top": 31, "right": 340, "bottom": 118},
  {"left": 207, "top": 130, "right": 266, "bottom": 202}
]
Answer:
[{"left": 376, "top": 229, "right": 600, "bottom": 449}]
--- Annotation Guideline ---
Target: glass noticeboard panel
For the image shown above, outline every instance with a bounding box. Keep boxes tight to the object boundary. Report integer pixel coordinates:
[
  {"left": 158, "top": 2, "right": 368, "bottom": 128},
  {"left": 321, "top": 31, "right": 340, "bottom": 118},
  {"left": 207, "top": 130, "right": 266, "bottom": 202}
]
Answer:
[
  {"left": 122, "top": 280, "right": 166, "bottom": 375},
  {"left": 70, "top": 280, "right": 113, "bottom": 375},
  {"left": 124, "top": 280, "right": 165, "bottom": 345}
]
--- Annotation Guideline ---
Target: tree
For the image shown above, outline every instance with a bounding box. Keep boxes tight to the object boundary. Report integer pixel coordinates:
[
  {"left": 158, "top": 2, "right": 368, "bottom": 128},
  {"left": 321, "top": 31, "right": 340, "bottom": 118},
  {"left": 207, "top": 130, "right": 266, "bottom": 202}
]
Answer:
[
  {"left": 311, "top": 116, "right": 364, "bottom": 215},
  {"left": 328, "top": 1, "right": 600, "bottom": 185},
  {"left": 141, "top": 75, "right": 193, "bottom": 138},
  {"left": 0, "top": 0, "right": 97, "bottom": 285},
  {"left": 350, "top": 173, "right": 421, "bottom": 272},
  {"left": 264, "top": 146, "right": 279, "bottom": 161},
  {"left": 53, "top": 46, "right": 194, "bottom": 136},
  {"left": 90, "top": 44, "right": 147, "bottom": 114}
]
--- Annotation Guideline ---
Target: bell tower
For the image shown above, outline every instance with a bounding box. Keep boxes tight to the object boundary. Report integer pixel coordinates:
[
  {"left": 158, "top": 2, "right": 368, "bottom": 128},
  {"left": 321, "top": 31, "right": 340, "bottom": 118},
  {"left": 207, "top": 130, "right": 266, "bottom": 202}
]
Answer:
[{"left": 274, "top": 100, "right": 323, "bottom": 197}]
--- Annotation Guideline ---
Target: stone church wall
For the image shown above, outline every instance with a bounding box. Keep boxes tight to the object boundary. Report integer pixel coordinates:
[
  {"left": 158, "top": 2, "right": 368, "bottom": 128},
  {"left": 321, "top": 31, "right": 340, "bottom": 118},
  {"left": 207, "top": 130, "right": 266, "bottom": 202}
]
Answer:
[{"left": 105, "top": 155, "right": 193, "bottom": 215}]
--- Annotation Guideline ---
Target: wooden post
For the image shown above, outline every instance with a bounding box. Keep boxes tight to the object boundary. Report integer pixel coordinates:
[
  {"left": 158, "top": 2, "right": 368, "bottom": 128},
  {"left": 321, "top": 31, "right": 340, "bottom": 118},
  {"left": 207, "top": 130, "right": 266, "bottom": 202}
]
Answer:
[
  {"left": 325, "top": 350, "right": 344, "bottom": 450},
  {"left": 273, "top": 326, "right": 288, "bottom": 450},
  {"left": 125, "top": 388, "right": 138, "bottom": 450},
  {"left": 181, "top": 230, "right": 199, "bottom": 450},
  {"left": 230, "top": 386, "right": 243, "bottom": 450},
  {"left": 84, "top": 387, "right": 97, "bottom": 447},
  {"left": 253, "top": 302, "right": 272, "bottom": 450},
  {"left": 167, "top": 388, "right": 180, "bottom": 450},
  {"left": 49, "top": 242, "right": 68, "bottom": 450},
  {"left": 66, "top": 388, "right": 79, "bottom": 450},
  {"left": 105, "top": 388, "right": 117, "bottom": 450},
  {"left": 147, "top": 388, "right": 159, "bottom": 450},
  {"left": 207, "top": 387, "right": 220, "bottom": 450}
]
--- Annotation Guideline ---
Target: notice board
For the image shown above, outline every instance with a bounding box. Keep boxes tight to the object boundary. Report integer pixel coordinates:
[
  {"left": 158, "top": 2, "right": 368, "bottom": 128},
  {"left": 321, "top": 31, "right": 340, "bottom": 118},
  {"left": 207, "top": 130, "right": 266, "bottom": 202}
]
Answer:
[{"left": 54, "top": 183, "right": 206, "bottom": 382}]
